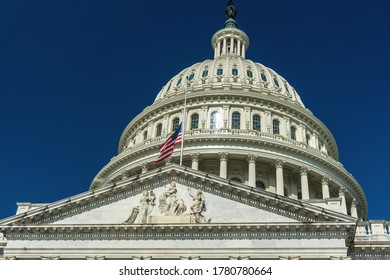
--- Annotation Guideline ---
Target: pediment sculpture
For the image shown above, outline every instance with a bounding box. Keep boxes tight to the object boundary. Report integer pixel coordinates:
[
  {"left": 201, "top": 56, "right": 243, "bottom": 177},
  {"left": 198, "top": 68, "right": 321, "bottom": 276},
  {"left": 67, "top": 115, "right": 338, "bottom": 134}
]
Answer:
[{"left": 124, "top": 182, "right": 210, "bottom": 224}]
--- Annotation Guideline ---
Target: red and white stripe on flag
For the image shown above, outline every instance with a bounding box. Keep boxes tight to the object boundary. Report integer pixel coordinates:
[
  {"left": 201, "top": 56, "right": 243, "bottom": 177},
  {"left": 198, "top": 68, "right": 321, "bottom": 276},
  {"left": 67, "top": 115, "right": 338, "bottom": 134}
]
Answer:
[{"left": 155, "top": 123, "right": 182, "bottom": 163}]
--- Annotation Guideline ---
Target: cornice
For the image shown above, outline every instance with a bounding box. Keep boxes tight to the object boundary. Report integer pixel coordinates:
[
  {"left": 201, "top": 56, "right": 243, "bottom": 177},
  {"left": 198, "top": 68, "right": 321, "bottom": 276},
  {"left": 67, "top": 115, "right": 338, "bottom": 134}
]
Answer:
[{"left": 1, "top": 222, "right": 355, "bottom": 242}]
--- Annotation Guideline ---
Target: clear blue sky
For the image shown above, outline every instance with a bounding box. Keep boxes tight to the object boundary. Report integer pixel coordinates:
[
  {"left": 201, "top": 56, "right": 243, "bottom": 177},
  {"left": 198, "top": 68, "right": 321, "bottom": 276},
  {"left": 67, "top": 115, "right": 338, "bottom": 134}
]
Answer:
[{"left": 0, "top": 0, "right": 389, "bottom": 221}]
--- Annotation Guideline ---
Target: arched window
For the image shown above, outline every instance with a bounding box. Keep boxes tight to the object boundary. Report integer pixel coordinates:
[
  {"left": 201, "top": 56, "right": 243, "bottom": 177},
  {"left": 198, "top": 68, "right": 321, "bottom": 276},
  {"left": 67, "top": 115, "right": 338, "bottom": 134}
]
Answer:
[
  {"left": 274, "top": 78, "right": 280, "bottom": 87},
  {"left": 253, "top": 114, "right": 261, "bottom": 131},
  {"left": 188, "top": 72, "right": 195, "bottom": 81},
  {"left": 231, "top": 112, "right": 241, "bottom": 129},
  {"left": 247, "top": 69, "right": 253, "bottom": 78},
  {"left": 256, "top": 180, "right": 265, "bottom": 190},
  {"left": 261, "top": 73, "right": 267, "bottom": 82},
  {"left": 176, "top": 77, "right": 182, "bottom": 86},
  {"left": 143, "top": 131, "right": 148, "bottom": 140},
  {"left": 166, "top": 83, "right": 172, "bottom": 93},
  {"left": 291, "top": 126, "right": 296, "bottom": 140},
  {"left": 172, "top": 117, "right": 180, "bottom": 131},
  {"left": 210, "top": 111, "right": 220, "bottom": 129},
  {"left": 202, "top": 69, "right": 208, "bottom": 77},
  {"left": 272, "top": 119, "right": 280, "bottom": 134},
  {"left": 190, "top": 113, "right": 199, "bottom": 130},
  {"left": 284, "top": 83, "right": 291, "bottom": 94},
  {"left": 156, "top": 123, "right": 162, "bottom": 137}
]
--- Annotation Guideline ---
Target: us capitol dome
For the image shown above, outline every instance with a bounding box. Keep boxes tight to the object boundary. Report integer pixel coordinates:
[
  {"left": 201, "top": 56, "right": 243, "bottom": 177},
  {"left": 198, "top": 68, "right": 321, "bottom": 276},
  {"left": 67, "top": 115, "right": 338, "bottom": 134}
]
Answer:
[
  {"left": 1, "top": 1, "right": 389, "bottom": 260},
  {"left": 91, "top": 1, "right": 364, "bottom": 218}
]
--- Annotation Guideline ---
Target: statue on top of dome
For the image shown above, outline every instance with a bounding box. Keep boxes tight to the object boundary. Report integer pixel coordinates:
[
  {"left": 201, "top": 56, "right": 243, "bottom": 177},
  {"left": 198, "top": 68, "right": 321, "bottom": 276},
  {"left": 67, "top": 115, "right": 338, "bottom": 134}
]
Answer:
[{"left": 225, "top": 0, "right": 237, "bottom": 19}]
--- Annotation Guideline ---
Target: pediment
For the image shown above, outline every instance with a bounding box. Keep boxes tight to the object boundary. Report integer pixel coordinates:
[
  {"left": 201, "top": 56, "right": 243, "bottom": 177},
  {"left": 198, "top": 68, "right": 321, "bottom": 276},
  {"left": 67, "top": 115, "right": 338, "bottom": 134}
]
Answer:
[{"left": 0, "top": 165, "right": 355, "bottom": 227}]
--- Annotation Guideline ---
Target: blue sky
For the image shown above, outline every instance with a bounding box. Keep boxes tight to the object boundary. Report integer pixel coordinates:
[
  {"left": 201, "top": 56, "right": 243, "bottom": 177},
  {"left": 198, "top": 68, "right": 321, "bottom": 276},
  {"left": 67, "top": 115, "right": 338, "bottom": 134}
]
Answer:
[{"left": 0, "top": 0, "right": 389, "bottom": 221}]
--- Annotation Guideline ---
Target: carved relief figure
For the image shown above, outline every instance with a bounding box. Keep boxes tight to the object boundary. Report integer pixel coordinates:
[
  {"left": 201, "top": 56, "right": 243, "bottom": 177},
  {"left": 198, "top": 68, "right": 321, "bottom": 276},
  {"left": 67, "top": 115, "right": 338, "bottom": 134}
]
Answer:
[
  {"left": 188, "top": 189, "right": 210, "bottom": 223},
  {"left": 138, "top": 190, "right": 156, "bottom": 223},
  {"left": 158, "top": 182, "right": 186, "bottom": 216},
  {"left": 124, "top": 190, "right": 156, "bottom": 224}
]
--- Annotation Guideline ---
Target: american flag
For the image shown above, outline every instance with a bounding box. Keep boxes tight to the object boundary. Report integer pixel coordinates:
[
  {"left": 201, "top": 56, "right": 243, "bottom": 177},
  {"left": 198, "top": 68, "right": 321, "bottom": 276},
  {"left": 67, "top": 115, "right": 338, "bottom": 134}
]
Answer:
[{"left": 155, "top": 123, "right": 182, "bottom": 163}]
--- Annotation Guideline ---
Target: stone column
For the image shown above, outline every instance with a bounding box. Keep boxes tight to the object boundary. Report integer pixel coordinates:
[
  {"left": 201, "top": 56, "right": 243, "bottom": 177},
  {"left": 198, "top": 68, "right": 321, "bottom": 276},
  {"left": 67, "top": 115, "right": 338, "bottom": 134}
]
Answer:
[
  {"left": 248, "top": 154, "right": 256, "bottom": 187},
  {"left": 237, "top": 40, "right": 241, "bottom": 56},
  {"left": 351, "top": 198, "right": 358, "bottom": 218},
  {"left": 217, "top": 41, "right": 221, "bottom": 56},
  {"left": 242, "top": 43, "right": 246, "bottom": 58},
  {"left": 321, "top": 176, "right": 330, "bottom": 199},
  {"left": 141, "top": 162, "right": 149, "bottom": 174},
  {"left": 190, "top": 153, "right": 200, "bottom": 170},
  {"left": 223, "top": 38, "right": 227, "bottom": 54},
  {"left": 219, "top": 152, "right": 229, "bottom": 179},
  {"left": 339, "top": 187, "right": 348, "bottom": 215},
  {"left": 275, "top": 159, "right": 285, "bottom": 196},
  {"left": 300, "top": 167, "right": 310, "bottom": 199}
]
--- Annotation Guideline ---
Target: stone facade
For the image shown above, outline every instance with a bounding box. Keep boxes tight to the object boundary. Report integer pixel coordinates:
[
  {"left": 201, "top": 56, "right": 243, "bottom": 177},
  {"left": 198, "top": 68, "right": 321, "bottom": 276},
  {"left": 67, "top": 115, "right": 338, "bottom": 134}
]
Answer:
[{"left": 0, "top": 1, "right": 389, "bottom": 260}]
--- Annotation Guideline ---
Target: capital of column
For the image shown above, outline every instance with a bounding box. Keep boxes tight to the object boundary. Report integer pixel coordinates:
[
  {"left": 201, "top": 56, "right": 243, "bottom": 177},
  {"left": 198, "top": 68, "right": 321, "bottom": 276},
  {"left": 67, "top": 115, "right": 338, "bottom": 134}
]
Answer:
[
  {"left": 275, "top": 159, "right": 285, "bottom": 168},
  {"left": 300, "top": 166, "right": 309, "bottom": 176},
  {"left": 338, "top": 187, "right": 346, "bottom": 197},
  {"left": 248, "top": 154, "right": 257, "bottom": 163},
  {"left": 190, "top": 153, "right": 200, "bottom": 162},
  {"left": 352, "top": 198, "right": 358, "bottom": 207},
  {"left": 218, "top": 152, "right": 229, "bottom": 161},
  {"left": 321, "top": 176, "right": 329, "bottom": 185}
]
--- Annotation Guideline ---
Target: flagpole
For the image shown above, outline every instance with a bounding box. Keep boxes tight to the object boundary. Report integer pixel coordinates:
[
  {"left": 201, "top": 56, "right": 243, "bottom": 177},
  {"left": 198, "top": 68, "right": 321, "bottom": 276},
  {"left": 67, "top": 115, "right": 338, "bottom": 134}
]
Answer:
[{"left": 179, "top": 76, "right": 189, "bottom": 166}]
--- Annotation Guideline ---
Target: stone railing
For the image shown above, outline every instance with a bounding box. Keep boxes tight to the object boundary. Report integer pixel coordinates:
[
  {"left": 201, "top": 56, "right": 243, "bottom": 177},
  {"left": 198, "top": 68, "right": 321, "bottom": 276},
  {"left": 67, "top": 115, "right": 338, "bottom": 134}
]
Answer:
[{"left": 355, "top": 221, "right": 390, "bottom": 237}]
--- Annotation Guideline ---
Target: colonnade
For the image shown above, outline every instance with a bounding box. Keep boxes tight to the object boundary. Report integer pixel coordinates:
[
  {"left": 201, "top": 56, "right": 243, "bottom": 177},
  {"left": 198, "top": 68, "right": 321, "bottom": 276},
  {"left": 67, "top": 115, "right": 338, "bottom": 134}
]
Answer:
[
  {"left": 214, "top": 36, "right": 246, "bottom": 58},
  {"left": 187, "top": 153, "right": 356, "bottom": 217}
]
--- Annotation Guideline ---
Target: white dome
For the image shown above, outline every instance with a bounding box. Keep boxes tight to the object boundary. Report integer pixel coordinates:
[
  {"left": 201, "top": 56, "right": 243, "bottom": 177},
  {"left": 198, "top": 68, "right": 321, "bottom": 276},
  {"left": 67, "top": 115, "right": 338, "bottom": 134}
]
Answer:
[
  {"left": 89, "top": 4, "right": 367, "bottom": 219},
  {"left": 154, "top": 57, "right": 304, "bottom": 107}
]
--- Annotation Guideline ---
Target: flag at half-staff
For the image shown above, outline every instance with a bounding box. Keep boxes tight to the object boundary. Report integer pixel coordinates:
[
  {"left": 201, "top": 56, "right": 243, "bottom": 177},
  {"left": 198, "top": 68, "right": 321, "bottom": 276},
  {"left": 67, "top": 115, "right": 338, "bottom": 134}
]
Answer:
[{"left": 155, "top": 123, "right": 182, "bottom": 163}]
